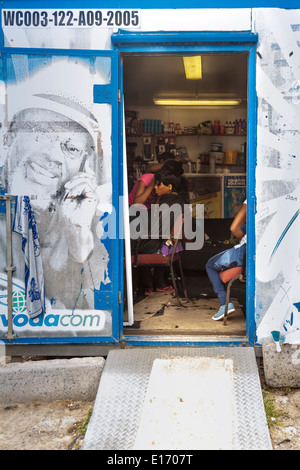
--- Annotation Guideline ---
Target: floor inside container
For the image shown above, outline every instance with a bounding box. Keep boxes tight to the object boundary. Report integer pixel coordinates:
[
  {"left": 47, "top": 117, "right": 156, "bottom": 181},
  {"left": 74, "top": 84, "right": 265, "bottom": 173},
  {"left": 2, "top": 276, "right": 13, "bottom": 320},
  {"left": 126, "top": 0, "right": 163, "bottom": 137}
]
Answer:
[{"left": 124, "top": 270, "right": 246, "bottom": 336}]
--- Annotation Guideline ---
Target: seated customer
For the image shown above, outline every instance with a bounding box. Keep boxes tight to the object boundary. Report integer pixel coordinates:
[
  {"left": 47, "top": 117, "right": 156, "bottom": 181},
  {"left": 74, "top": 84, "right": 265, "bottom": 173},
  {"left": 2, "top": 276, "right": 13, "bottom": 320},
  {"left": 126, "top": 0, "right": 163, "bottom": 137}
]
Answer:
[
  {"left": 205, "top": 200, "right": 247, "bottom": 321},
  {"left": 131, "top": 162, "right": 187, "bottom": 294}
]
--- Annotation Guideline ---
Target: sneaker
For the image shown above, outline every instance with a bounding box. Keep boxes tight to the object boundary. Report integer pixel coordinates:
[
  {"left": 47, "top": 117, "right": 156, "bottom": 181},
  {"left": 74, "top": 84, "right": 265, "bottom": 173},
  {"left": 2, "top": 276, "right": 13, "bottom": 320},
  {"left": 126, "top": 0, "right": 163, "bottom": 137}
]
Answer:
[{"left": 212, "top": 302, "right": 235, "bottom": 321}]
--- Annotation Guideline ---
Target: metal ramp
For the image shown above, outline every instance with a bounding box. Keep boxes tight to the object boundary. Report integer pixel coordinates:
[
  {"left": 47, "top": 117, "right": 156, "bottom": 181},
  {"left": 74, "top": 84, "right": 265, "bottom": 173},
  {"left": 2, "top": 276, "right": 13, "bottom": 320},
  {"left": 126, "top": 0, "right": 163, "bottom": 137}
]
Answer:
[{"left": 83, "top": 347, "right": 272, "bottom": 450}]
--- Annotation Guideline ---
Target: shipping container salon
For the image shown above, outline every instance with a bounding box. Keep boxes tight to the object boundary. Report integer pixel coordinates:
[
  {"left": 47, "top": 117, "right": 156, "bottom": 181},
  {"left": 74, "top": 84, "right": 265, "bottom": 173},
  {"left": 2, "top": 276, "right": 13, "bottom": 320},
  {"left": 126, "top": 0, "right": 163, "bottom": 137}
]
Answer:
[{"left": 0, "top": 0, "right": 299, "bottom": 356}]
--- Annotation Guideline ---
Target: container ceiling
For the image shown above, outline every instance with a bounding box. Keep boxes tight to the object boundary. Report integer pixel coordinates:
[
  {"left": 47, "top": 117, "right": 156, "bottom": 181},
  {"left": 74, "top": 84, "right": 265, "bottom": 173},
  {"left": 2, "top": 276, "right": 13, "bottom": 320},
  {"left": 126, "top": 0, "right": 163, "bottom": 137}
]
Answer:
[{"left": 123, "top": 53, "right": 248, "bottom": 107}]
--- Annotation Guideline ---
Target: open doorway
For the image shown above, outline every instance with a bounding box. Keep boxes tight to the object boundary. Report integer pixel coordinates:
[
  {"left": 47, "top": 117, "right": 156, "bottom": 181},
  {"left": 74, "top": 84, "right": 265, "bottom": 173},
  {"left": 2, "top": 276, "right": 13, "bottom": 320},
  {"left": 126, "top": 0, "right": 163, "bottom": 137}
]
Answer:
[{"left": 123, "top": 52, "right": 248, "bottom": 337}]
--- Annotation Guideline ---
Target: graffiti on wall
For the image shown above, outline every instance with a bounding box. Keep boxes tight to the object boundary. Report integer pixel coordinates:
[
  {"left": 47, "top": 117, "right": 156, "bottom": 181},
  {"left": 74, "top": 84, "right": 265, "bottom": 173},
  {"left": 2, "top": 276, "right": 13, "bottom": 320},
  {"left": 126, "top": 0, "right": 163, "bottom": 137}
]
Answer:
[{"left": 254, "top": 9, "right": 300, "bottom": 344}]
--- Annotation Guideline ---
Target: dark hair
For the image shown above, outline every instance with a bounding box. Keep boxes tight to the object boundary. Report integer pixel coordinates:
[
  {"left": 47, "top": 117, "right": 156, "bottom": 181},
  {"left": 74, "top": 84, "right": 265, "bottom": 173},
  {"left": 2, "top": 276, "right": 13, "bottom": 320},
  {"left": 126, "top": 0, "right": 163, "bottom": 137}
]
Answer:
[
  {"left": 161, "top": 159, "right": 183, "bottom": 176},
  {"left": 158, "top": 151, "right": 175, "bottom": 163},
  {"left": 158, "top": 160, "right": 190, "bottom": 202},
  {"left": 154, "top": 168, "right": 182, "bottom": 192}
]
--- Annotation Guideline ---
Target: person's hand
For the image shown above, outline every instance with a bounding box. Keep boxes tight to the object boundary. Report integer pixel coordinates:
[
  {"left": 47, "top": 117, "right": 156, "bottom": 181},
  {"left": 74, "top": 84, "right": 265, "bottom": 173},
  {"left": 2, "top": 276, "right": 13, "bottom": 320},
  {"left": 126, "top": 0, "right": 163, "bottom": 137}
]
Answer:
[
  {"left": 60, "top": 167, "right": 99, "bottom": 262},
  {"left": 62, "top": 171, "right": 98, "bottom": 227}
]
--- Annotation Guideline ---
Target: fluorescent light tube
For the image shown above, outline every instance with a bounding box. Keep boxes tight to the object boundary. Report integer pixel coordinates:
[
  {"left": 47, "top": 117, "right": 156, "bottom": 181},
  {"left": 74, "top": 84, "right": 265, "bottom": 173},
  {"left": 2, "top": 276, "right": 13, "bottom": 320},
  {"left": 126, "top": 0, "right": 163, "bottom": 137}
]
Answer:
[{"left": 153, "top": 98, "right": 241, "bottom": 106}]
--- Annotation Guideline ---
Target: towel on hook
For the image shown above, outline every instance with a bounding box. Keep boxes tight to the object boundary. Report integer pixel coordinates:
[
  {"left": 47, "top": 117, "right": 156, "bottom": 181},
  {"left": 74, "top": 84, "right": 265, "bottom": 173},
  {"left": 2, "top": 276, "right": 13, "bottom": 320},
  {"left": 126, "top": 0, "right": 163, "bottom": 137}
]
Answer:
[{"left": 13, "top": 196, "right": 45, "bottom": 318}]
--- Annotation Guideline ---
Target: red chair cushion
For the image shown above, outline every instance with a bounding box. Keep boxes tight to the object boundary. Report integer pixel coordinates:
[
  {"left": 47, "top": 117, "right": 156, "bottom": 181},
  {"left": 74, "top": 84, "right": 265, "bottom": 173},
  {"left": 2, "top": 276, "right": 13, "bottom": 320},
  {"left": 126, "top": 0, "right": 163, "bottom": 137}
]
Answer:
[
  {"left": 131, "top": 253, "right": 180, "bottom": 266},
  {"left": 219, "top": 266, "right": 241, "bottom": 283}
]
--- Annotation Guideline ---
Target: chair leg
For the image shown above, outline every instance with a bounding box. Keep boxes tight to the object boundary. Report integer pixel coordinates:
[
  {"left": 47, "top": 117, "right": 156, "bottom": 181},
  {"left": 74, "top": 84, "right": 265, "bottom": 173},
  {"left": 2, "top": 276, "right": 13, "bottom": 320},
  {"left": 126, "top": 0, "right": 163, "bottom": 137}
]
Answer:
[
  {"left": 170, "top": 262, "right": 182, "bottom": 306},
  {"left": 178, "top": 256, "right": 188, "bottom": 299},
  {"left": 132, "top": 266, "right": 138, "bottom": 298},
  {"left": 223, "top": 276, "right": 239, "bottom": 326}
]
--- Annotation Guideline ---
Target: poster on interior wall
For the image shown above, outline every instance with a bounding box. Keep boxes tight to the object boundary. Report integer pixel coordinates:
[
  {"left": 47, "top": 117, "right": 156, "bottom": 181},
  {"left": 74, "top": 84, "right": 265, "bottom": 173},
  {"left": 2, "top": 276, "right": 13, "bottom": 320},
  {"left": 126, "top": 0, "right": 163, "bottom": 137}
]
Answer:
[
  {"left": 223, "top": 175, "right": 246, "bottom": 218},
  {"left": 186, "top": 176, "right": 221, "bottom": 218},
  {"left": 193, "top": 192, "right": 222, "bottom": 219},
  {"left": 0, "top": 54, "right": 113, "bottom": 338}
]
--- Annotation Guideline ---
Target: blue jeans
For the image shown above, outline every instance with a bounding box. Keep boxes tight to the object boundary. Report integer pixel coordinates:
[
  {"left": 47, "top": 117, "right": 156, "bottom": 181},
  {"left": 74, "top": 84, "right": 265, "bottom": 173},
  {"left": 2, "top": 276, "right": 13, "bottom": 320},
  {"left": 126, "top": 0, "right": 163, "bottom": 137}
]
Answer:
[{"left": 205, "top": 244, "right": 246, "bottom": 306}]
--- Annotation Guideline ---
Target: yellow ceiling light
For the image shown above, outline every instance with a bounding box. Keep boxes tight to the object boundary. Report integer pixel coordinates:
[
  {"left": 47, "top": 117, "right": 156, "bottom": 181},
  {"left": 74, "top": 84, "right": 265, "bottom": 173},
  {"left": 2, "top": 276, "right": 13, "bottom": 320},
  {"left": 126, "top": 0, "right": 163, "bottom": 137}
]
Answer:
[
  {"left": 153, "top": 98, "right": 241, "bottom": 106},
  {"left": 183, "top": 56, "right": 202, "bottom": 80}
]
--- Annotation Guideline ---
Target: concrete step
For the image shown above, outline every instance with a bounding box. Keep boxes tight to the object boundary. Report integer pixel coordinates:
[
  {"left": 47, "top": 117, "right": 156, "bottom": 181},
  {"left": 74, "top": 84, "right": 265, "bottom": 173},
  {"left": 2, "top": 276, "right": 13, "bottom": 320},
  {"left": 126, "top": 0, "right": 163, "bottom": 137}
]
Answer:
[{"left": 0, "top": 357, "right": 105, "bottom": 404}]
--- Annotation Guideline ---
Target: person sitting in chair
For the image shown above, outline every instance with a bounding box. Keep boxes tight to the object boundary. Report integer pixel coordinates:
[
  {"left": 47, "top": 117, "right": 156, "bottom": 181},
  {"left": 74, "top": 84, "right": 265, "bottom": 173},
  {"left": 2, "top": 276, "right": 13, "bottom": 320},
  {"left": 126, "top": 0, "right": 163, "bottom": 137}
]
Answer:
[
  {"left": 205, "top": 200, "right": 246, "bottom": 321},
  {"left": 128, "top": 152, "right": 179, "bottom": 209},
  {"left": 131, "top": 161, "right": 188, "bottom": 294}
]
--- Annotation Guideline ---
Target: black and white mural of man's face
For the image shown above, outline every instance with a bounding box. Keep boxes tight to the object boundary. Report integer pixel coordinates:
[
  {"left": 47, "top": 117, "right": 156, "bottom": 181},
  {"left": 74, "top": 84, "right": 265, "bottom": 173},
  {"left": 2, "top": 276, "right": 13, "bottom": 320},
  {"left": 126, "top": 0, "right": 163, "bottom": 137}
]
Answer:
[{"left": 3, "top": 108, "right": 97, "bottom": 197}]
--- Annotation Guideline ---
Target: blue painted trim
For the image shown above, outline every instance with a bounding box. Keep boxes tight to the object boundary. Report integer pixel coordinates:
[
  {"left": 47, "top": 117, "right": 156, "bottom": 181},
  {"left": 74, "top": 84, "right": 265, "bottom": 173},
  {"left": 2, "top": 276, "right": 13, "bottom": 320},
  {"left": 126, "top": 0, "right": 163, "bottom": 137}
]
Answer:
[
  {"left": 0, "top": 336, "right": 249, "bottom": 348},
  {"left": 115, "top": 32, "right": 258, "bottom": 346},
  {"left": 246, "top": 45, "right": 257, "bottom": 346},
  {"left": 0, "top": 6, "right": 2, "bottom": 49},
  {"left": 93, "top": 84, "right": 113, "bottom": 104},
  {"left": 123, "top": 336, "right": 249, "bottom": 347},
  {"left": 112, "top": 31, "right": 258, "bottom": 44},
  {"left": 109, "top": 49, "right": 123, "bottom": 342},
  {"left": 113, "top": 44, "right": 255, "bottom": 54},
  {"left": 1, "top": 336, "right": 119, "bottom": 344},
  {"left": 117, "top": 50, "right": 125, "bottom": 336},
  {"left": 0, "top": 46, "right": 114, "bottom": 56},
  {"left": 1, "top": 1, "right": 299, "bottom": 10}
]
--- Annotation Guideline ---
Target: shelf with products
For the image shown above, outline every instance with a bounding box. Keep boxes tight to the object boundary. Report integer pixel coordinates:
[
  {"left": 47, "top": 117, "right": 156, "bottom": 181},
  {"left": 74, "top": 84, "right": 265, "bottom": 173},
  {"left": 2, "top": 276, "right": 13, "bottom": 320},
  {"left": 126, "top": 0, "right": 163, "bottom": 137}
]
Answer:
[
  {"left": 183, "top": 170, "right": 246, "bottom": 177},
  {"left": 126, "top": 132, "right": 247, "bottom": 138},
  {"left": 125, "top": 116, "right": 247, "bottom": 191},
  {"left": 126, "top": 133, "right": 247, "bottom": 162},
  {"left": 125, "top": 113, "right": 247, "bottom": 137},
  {"left": 125, "top": 115, "right": 247, "bottom": 162}
]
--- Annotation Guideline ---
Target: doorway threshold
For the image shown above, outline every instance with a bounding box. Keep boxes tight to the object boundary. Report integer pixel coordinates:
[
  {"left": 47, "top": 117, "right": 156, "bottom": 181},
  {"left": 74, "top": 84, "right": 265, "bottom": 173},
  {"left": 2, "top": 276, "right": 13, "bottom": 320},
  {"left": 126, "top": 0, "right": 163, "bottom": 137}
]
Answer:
[{"left": 122, "top": 334, "right": 249, "bottom": 347}]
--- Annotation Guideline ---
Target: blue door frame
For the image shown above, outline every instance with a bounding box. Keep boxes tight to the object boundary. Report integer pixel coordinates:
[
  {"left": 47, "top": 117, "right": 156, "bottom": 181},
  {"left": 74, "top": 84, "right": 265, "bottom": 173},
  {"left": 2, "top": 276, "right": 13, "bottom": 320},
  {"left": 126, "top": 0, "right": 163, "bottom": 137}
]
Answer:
[{"left": 113, "top": 31, "right": 258, "bottom": 347}]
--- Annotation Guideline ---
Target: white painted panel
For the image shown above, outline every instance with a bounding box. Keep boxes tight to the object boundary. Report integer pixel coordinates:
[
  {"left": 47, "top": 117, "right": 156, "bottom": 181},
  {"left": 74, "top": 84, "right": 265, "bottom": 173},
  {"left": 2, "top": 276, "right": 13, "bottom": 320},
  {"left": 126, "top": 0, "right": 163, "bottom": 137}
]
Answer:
[
  {"left": 139, "top": 9, "right": 251, "bottom": 32},
  {"left": 253, "top": 8, "right": 300, "bottom": 344}
]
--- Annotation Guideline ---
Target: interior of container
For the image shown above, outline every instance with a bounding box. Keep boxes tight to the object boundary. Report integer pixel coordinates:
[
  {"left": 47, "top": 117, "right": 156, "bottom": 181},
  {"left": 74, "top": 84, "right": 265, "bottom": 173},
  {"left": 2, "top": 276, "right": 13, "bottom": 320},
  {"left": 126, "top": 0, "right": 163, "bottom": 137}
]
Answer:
[{"left": 122, "top": 52, "right": 248, "bottom": 337}]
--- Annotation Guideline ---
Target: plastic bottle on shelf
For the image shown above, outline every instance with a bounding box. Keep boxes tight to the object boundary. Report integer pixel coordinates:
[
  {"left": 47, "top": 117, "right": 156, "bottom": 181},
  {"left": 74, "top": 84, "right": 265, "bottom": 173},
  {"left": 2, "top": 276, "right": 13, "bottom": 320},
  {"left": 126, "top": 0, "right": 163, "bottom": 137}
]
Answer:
[
  {"left": 235, "top": 119, "right": 239, "bottom": 134},
  {"left": 238, "top": 119, "right": 242, "bottom": 134},
  {"left": 209, "top": 154, "right": 216, "bottom": 173},
  {"left": 187, "top": 160, "right": 192, "bottom": 173},
  {"left": 226, "top": 121, "right": 235, "bottom": 135},
  {"left": 196, "top": 157, "right": 201, "bottom": 173},
  {"left": 214, "top": 120, "right": 220, "bottom": 135},
  {"left": 225, "top": 121, "right": 228, "bottom": 134},
  {"left": 242, "top": 119, "right": 246, "bottom": 133},
  {"left": 169, "top": 121, "right": 175, "bottom": 133}
]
